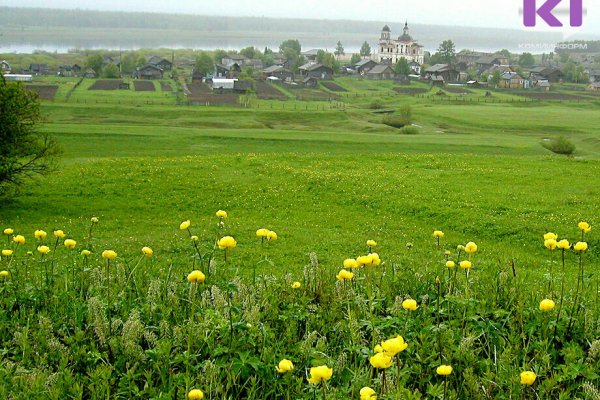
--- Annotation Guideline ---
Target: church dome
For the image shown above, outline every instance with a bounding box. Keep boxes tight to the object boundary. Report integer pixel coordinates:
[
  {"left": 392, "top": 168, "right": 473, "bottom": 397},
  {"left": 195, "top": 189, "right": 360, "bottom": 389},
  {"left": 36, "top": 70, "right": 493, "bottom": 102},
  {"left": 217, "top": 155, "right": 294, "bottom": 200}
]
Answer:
[
  {"left": 398, "top": 33, "right": 413, "bottom": 42},
  {"left": 382, "top": 25, "right": 391, "bottom": 32}
]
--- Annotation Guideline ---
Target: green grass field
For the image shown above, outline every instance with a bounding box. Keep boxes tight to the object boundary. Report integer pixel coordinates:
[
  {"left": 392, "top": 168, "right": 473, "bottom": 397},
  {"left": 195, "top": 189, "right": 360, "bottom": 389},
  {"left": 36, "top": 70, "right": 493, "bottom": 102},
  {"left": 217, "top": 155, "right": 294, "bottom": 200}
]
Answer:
[{"left": 1, "top": 77, "right": 599, "bottom": 399}]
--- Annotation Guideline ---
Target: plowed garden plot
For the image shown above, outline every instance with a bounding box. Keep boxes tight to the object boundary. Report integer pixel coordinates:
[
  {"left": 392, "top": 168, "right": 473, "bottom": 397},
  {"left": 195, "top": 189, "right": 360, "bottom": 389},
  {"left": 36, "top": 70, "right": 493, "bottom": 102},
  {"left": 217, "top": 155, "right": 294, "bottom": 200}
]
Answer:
[
  {"left": 25, "top": 85, "right": 58, "bottom": 100},
  {"left": 133, "top": 81, "right": 155, "bottom": 91},
  {"left": 518, "top": 92, "right": 589, "bottom": 101},
  {"left": 255, "top": 82, "right": 288, "bottom": 100},
  {"left": 187, "top": 82, "right": 239, "bottom": 105},
  {"left": 290, "top": 88, "right": 337, "bottom": 101},
  {"left": 321, "top": 82, "right": 348, "bottom": 92},
  {"left": 394, "top": 87, "right": 428, "bottom": 95},
  {"left": 160, "top": 82, "right": 172, "bottom": 91},
  {"left": 444, "top": 86, "right": 473, "bottom": 94},
  {"left": 89, "top": 80, "right": 123, "bottom": 90}
]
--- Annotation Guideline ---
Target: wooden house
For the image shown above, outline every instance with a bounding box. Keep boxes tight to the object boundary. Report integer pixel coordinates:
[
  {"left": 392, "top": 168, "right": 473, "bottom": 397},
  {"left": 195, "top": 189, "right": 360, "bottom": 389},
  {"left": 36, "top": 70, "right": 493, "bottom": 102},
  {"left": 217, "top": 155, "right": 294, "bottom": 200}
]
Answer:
[
  {"left": 354, "top": 59, "right": 378, "bottom": 75},
  {"left": 0, "top": 60, "right": 11, "bottom": 74},
  {"left": 28, "top": 63, "right": 50, "bottom": 75},
  {"left": 298, "top": 62, "right": 333, "bottom": 80},
  {"left": 425, "top": 64, "right": 459, "bottom": 83},
  {"left": 135, "top": 64, "right": 163, "bottom": 79},
  {"left": 263, "top": 65, "right": 292, "bottom": 81},
  {"left": 147, "top": 56, "right": 172, "bottom": 71},
  {"left": 366, "top": 64, "right": 396, "bottom": 80},
  {"left": 498, "top": 72, "right": 525, "bottom": 89}
]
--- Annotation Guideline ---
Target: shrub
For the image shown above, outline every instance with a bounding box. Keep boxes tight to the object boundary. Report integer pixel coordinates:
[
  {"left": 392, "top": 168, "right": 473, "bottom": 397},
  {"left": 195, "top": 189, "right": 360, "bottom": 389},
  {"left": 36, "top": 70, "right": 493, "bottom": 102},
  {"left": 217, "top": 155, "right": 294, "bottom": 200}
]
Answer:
[
  {"left": 399, "top": 104, "right": 413, "bottom": 123},
  {"left": 382, "top": 115, "right": 409, "bottom": 128},
  {"left": 542, "top": 136, "right": 576, "bottom": 155},
  {"left": 369, "top": 99, "right": 384, "bottom": 109},
  {"left": 398, "top": 125, "right": 419, "bottom": 135}
]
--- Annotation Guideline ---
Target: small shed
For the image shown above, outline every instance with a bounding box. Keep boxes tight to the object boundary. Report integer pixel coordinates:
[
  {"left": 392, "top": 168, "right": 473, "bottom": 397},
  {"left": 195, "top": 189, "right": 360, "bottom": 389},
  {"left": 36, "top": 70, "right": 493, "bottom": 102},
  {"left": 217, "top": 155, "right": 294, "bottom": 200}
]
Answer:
[
  {"left": 212, "top": 78, "right": 237, "bottom": 90},
  {"left": 83, "top": 68, "right": 97, "bottom": 78},
  {"left": 298, "top": 62, "right": 334, "bottom": 80},
  {"left": 366, "top": 64, "right": 396, "bottom": 80},
  {"left": 136, "top": 64, "right": 164, "bottom": 79},
  {"left": 4, "top": 74, "right": 32, "bottom": 82},
  {"left": 263, "top": 65, "right": 292, "bottom": 81},
  {"left": 354, "top": 59, "right": 378, "bottom": 75},
  {"left": 303, "top": 76, "right": 318, "bottom": 87},
  {"left": 1, "top": 60, "right": 11, "bottom": 74}
]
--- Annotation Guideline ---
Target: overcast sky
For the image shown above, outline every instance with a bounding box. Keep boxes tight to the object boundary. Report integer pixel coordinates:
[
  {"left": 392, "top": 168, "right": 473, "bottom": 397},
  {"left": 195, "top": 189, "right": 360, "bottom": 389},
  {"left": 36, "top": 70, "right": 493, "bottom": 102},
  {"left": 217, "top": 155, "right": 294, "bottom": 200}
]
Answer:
[{"left": 3, "top": 0, "right": 599, "bottom": 34}]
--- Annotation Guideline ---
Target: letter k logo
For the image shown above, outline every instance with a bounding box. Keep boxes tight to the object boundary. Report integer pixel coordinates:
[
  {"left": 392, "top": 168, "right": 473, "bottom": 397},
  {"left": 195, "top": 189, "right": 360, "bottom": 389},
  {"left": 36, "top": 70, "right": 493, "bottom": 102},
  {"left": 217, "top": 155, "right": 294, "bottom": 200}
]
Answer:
[{"left": 523, "top": 0, "right": 583, "bottom": 27}]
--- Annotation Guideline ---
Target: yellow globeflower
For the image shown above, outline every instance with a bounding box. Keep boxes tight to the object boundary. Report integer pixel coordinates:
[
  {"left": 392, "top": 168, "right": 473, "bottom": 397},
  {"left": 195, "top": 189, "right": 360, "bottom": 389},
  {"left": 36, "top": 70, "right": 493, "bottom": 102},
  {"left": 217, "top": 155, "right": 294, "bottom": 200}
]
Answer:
[
  {"left": 256, "top": 228, "right": 269, "bottom": 238},
  {"left": 368, "top": 253, "right": 381, "bottom": 266},
  {"left": 276, "top": 359, "right": 294, "bottom": 373},
  {"left": 1, "top": 249, "right": 13, "bottom": 257},
  {"left": 267, "top": 231, "right": 278, "bottom": 241},
  {"left": 464, "top": 242, "right": 478, "bottom": 254},
  {"left": 53, "top": 230, "right": 65, "bottom": 239},
  {"left": 544, "top": 238, "right": 557, "bottom": 250},
  {"left": 436, "top": 365, "right": 453, "bottom": 376},
  {"left": 37, "top": 245, "right": 50, "bottom": 254},
  {"left": 369, "top": 352, "right": 393, "bottom": 369},
  {"left": 374, "top": 344, "right": 383, "bottom": 353},
  {"left": 360, "top": 386, "right": 377, "bottom": 400},
  {"left": 543, "top": 232, "right": 558, "bottom": 240},
  {"left": 81, "top": 249, "right": 91, "bottom": 256},
  {"left": 356, "top": 254, "right": 373, "bottom": 267},
  {"left": 187, "top": 389, "right": 204, "bottom": 400},
  {"left": 291, "top": 281, "right": 301, "bottom": 289},
  {"left": 307, "top": 365, "right": 333, "bottom": 384},
  {"left": 520, "top": 371, "right": 537, "bottom": 385},
  {"left": 457, "top": 244, "right": 465, "bottom": 251},
  {"left": 433, "top": 230, "right": 444, "bottom": 238},
  {"left": 218, "top": 236, "right": 237, "bottom": 250},
  {"left": 367, "top": 239, "right": 377, "bottom": 247},
  {"left": 446, "top": 260, "right": 455, "bottom": 268},
  {"left": 539, "top": 299, "right": 555, "bottom": 311},
  {"left": 101, "top": 250, "right": 117, "bottom": 260},
  {"left": 216, "top": 210, "right": 228, "bottom": 219},
  {"left": 191, "top": 235, "right": 199, "bottom": 241},
  {"left": 142, "top": 246, "right": 154, "bottom": 257},
  {"left": 460, "top": 260, "right": 472, "bottom": 269},
  {"left": 557, "top": 239, "right": 570, "bottom": 250},
  {"left": 64, "top": 239, "right": 77, "bottom": 249},
  {"left": 34, "top": 230, "right": 47, "bottom": 240},
  {"left": 343, "top": 258, "right": 358, "bottom": 269},
  {"left": 0, "top": 271, "right": 10, "bottom": 278},
  {"left": 187, "top": 270, "right": 206, "bottom": 283},
  {"left": 578, "top": 221, "right": 591, "bottom": 233},
  {"left": 180, "top": 220, "right": 191, "bottom": 230},
  {"left": 402, "top": 298, "right": 418, "bottom": 311},
  {"left": 381, "top": 335, "right": 408, "bottom": 356},
  {"left": 336, "top": 269, "right": 354, "bottom": 281},
  {"left": 91, "top": 217, "right": 99, "bottom": 224},
  {"left": 13, "top": 235, "right": 25, "bottom": 245},
  {"left": 574, "top": 242, "right": 588, "bottom": 252},
  {"left": 3, "top": 228, "right": 14, "bottom": 235}
]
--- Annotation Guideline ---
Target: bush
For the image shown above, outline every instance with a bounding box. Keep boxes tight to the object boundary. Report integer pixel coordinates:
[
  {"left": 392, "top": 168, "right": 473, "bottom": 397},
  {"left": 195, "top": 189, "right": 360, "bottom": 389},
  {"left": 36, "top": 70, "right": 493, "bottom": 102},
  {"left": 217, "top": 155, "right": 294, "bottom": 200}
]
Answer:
[
  {"left": 382, "top": 105, "right": 413, "bottom": 129},
  {"left": 542, "top": 136, "right": 576, "bottom": 155},
  {"left": 398, "top": 125, "right": 419, "bottom": 135},
  {"left": 369, "top": 99, "right": 384, "bottom": 109},
  {"left": 399, "top": 104, "right": 413, "bottom": 122}
]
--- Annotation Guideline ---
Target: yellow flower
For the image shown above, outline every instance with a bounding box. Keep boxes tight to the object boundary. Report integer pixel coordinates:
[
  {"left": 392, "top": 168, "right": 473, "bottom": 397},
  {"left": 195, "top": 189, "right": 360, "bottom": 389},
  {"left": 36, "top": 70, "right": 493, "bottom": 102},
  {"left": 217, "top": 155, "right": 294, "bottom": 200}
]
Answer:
[
  {"left": 216, "top": 210, "right": 228, "bottom": 219},
  {"left": 544, "top": 232, "right": 558, "bottom": 240},
  {"left": 343, "top": 258, "right": 358, "bottom": 269},
  {"left": 180, "top": 220, "right": 191, "bottom": 230},
  {"left": 433, "top": 230, "right": 444, "bottom": 238},
  {"left": 276, "top": 359, "right": 294, "bottom": 373},
  {"left": 256, "top": 228, "right": 269, "bottom": 238},
  {"left": 360, "top": 387, "right": 377, "bottom": 400},
  {"left": 3, "top": 228, "right": 14, "bottom": 235},
  {"left": 101, "top": 250, "right": 117, "bottom": 260},
  {"left": 520, "top": 371, "right": 537, "bottom": 385},
  {"left": 369, "top": 253, "right": 381, "bottom": 266},
  {"left": 267, "top": 231, "right": 278, "bottom": 241},
  {"left": 557, "top": 239, "right": 570, "bottom": 250},
  {"left": 218, "top": 236, "right": 237, "bottom": 250},
  {"left": 544, "top": 238, "right": 557, "bottom": 250},
  {"left": 578, "top": 221, "right": 591, "bottom": 233},
  {"left": 369, "top": 352, "right": 393, "bottom": 369},
  {"left": 13, "top": 235, "right": 25, "bottom": 245},
  {"left": 336, "top": 269, "right": 354, "bottom": 281},
  {"left": 460, "top": 260, "right": 472, "bottom": 269},
  {"left": 191, "top": 235, "right": 199, "bottom": 241},
  {"left": 307, "top": 365, "right": 333, "bottom": 384},
  {"left": 574, "top": 242, "right": 588, "bottom": 252},
  {"left": 381, "top": 335, "right": 408, "bottom": 356},
  {"left": 539, "top": 299, "right": 555, "bottom": 311},
  {"left": 53, "top": 230, "right": 65, "bottom": 239},
  {"left": 187, "top": 270, "right": 206, "bottom": 283},
  {"left": 81, "top": 250, "right": 91, "bottom": 256},
  {"left": 402, "top": 298, "right": 418, "bottom": 311},
  {"left": 367, "top": 239, "right": 377, "bottom": 247},
  {"left": 0, "top": 271, "right": 9, "bottom": 278},
  {"left": 356, "top": 254, "right": 372, "bottom": 267},
  {"left": 291, "top": 281, "right": 301, "bottom": 289},
  {"left": 34, "top": 230, "right": 47, "bottom": 240},
  {"left": 142, "top": 246, "right": 154, "bottom": 257},
  {"left": 91, "top": 217, "right": 99, "bottom": 224},
  {"left": 187, "top": 389, "right": 204, "bottom": 400},
  {"left": 374, "top": 344, "right": 383, "bottom": 353},
  {"left": 37, "top": 245, "right": 50, "bottom": 254},
  {"left": 464, "top": 242, "right": 478, "bottom": 254},
  {"left": 64, "top": 239, "right": 77, "bottom": 249},
  {"left": 436, "top": 365, "right": 453, "bottom": 376},
  {"left": 1, "top": 250, "right": 13, "bottom": 257},
  {"left": 457, "top": 244, "right": 465, "bottom": 251},
  {"left": 446, "top": 261, "right": 455, "bottom": 268}
]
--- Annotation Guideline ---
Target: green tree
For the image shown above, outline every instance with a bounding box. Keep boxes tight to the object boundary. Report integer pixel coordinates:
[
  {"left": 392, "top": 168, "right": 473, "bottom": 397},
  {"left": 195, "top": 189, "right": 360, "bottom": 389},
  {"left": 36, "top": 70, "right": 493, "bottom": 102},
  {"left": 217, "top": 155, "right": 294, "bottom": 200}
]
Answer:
[
  {"left": 279, "top": 39, "right": 302, "bottom": 56},
  {"left": 136, "top": 55, "right": 147, "bottom": 67},
  {"left": 490, "top": 70, "right": 501, "bottom": 87},
  {"left": 102, "top": 64, "right": 120, "bottom": 78},
  {"left": 213, "top": 49, "right": 228, "bottom": 64},
  {"left": 239, "top": 46, "right": 257, "bottom": 59},
  {"left": 335, "top": 41, "right": 345, "bottom": 58},
  {"left": 436, "top": 40, "right": 456, "bottom": 64},
  {"left": 85, "top": 54, "right": 104, "bottom": 74},
  {"left": 395, "top": 57, "right": 411, "bottom": 75},
  {"left": 518, "top": 52, "right": 535, "bottom": 67},
  {"left": 0, "top": 77, "right": 60, "bottom": 194},
  {"left": 120, "top": 52, "right": 138, "bottom": 74},
  {"left": 360, "top": 41, "right": 371, "bottom": 58},
  {"left": 195, "top": 52, "right": 214, "bottom": 75},
  {"left": 350, "top": 53, "right": 362, "bottom": 65}
]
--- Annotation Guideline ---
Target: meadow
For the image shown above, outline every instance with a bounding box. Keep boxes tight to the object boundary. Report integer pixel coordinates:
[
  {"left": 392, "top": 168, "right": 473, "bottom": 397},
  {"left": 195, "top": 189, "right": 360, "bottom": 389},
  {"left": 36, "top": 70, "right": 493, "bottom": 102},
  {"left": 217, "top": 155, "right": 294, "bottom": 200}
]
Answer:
[{"left": 0, "top": 76, "right": 599, "bottom": 399}]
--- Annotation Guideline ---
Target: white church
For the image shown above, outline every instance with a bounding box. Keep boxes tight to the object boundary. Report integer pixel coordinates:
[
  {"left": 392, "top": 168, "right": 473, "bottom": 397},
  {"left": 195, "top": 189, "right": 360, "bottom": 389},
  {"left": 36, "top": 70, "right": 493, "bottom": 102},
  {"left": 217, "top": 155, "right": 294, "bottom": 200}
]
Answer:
[{"left": 378, "top": 22, "right": 424, "bottom": 65}]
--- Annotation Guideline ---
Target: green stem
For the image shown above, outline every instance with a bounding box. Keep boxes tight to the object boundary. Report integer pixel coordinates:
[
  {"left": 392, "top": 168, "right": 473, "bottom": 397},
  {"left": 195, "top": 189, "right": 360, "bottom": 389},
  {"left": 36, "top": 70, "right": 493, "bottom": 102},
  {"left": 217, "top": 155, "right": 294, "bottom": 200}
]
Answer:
[{"left": 552, "top": 249, "right": 566, "bottom": 341}]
